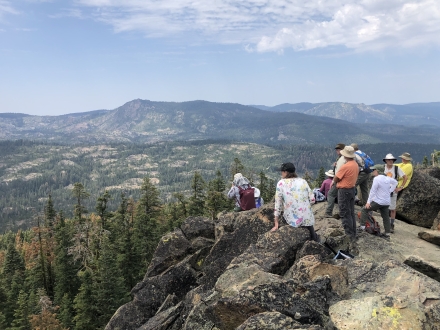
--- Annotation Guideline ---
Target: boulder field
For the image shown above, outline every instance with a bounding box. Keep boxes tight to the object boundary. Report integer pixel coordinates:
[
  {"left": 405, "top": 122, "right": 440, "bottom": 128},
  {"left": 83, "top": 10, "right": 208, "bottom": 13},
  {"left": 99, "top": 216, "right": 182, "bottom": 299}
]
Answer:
[{"left": 105, "top": 168, "right": 440, "bottom": 330}]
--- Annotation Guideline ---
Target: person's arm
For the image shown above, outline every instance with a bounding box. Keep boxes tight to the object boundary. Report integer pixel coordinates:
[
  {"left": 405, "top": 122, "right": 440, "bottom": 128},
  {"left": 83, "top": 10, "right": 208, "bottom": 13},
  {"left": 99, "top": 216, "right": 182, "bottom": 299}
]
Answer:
[
  {"left": 227, "top": 186, "right": 236, "bottom": 199},
  {"left": 397, "top": 174, "right": 407, "bottom": 191}
]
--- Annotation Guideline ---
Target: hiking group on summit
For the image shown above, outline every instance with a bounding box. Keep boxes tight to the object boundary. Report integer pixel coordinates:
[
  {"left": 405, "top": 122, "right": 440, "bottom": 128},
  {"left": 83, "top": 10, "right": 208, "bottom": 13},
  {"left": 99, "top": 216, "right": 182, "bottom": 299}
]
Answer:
[{"left": 228, "top": 143, "right": 414, "bottom": 256}]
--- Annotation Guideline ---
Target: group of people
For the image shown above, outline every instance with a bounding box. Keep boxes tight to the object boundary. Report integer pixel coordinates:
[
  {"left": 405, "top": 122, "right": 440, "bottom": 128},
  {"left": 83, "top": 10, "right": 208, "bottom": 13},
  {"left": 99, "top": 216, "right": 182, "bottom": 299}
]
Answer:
[
  {"left": 227, "top": 144, "right": 414, "bottom": 254},
  {"left": 320, "top": 144, "right": 413, "bottom": 252}
]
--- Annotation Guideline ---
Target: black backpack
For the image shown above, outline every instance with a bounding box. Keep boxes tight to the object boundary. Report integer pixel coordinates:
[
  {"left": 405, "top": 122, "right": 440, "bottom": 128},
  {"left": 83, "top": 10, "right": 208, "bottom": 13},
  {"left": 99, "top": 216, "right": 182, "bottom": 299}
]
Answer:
[{"left": 238, "top": 186, "right": 256, "bottom": 211}]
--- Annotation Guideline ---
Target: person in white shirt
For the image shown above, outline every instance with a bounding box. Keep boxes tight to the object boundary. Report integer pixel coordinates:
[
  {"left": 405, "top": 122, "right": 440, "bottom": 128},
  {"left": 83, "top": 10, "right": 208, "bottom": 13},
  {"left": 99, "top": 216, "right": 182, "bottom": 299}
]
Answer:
[{"left": 359, "top": 165, "right": 398, "bottom": 237}]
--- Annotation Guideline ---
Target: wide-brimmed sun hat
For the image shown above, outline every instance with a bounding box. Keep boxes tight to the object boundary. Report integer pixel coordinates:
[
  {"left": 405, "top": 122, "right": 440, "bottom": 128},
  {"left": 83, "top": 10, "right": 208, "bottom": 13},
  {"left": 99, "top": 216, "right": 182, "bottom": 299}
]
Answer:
[
  {"left": 399, "top": 152, "right": 412, "bottom": 161},
  {"left": 325, "top": 169, "right": 335, "bottom": 177},
  {"left": 383, "top": 153, "right": 397, "bottom": 162},
  {"left": 340, "top": 146, "right": 356, "bottom": 158},
  {"left": 335, "top": 143, "right": 345, "bottom": 150}
]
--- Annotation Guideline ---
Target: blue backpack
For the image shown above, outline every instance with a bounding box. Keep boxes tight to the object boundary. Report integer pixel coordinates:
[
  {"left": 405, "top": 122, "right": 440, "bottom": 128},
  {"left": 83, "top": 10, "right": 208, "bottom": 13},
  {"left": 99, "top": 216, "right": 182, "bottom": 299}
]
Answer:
[{"left": 355, "top": 151, "right": 375, "bottom": 173}]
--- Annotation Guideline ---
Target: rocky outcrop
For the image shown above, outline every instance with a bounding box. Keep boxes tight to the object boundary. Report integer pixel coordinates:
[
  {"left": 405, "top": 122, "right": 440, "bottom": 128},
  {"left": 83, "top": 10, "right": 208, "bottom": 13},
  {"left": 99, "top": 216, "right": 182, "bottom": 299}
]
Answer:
[
  {"left": 106, "top": 193, "right": 440, "bottom": 330},
  {"left": 396, "top": 170, "right": 440, "bottom": 228},
  {"left": 419, "top": 230, "right": 440, "bottom": 247}
]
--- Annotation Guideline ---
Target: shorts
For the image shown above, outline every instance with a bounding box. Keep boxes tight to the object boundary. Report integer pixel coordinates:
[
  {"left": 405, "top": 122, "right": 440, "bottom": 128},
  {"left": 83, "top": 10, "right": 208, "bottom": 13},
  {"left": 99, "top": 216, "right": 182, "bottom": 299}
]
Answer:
[{"left": 389, "top": 193, "right": 397, "bottom": 210}]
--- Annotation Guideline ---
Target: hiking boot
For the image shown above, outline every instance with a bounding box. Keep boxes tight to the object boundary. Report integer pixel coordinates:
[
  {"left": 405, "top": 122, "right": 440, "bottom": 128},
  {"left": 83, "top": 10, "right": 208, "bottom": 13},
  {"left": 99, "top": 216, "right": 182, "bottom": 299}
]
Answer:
[
  {"left": 324, "top": 213, "right": 333, "bottom": 218},
  {"left": 333, "top": 213, "right": 340, "bottom": 219},
  {"left": 390, "top": 224, "right": 394, "bottom": 233}
]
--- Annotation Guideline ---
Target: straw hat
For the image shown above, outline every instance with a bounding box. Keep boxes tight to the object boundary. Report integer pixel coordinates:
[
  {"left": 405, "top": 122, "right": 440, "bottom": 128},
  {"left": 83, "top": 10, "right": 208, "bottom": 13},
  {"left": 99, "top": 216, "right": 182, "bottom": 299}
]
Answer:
[
  {"left": 325, "top": 169, "right": 335, "bottom": 177},
  {"left": 399, "top": 152, "right": 412, "bottom": 161},
  {"left": 340, "top": 146, "right": 356, "bottom": 158},
  {"left": 383, "top": 153, "right": 397, "bottom": 162}
]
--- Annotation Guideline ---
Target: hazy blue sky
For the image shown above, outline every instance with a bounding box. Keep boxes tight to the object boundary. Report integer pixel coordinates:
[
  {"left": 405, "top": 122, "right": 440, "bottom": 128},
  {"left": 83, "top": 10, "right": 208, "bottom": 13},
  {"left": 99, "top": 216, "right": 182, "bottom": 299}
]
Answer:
[{"left": 1, "top": 0, "right": 440, "bottom": 115}]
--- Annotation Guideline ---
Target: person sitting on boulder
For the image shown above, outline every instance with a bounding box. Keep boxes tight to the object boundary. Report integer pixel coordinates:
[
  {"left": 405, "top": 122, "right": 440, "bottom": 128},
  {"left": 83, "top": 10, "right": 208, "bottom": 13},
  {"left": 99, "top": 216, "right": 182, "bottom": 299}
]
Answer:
[
  {"left": 360, "top": 165, "right": 398, "bottom": 239},
  {"left": 395, "top": 152, "right": 413, "bottom": 194},
  {"left": 270, "top": 162, "right": 319, "bottom": 242},
  {"left": 383, "top": 153, "right": 407, "bottom": 233},
  {"left": 227, "top": 173, "right": 253, "bottom": 212},
  {"left": 319, "top": 169, "right": 334, "bottom": 199}
]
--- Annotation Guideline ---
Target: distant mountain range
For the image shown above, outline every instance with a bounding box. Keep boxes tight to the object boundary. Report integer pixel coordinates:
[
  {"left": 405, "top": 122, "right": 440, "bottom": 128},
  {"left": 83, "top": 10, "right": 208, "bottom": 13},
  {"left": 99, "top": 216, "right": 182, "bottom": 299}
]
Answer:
[
  {"left": 251, "top": 102, "right": 440, "bottom": 126},
  {"left": 1, "top": 100, "right": 440, "bottom": 145}
]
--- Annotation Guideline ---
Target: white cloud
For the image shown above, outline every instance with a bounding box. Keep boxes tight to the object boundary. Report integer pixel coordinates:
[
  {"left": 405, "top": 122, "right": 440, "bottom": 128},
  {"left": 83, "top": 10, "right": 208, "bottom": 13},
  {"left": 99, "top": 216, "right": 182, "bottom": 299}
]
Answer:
[
  {"left": 71, "top": 0, "right": 440, "bottom": 52},
  {"left": 0, "top": 1, "right": 19, "bottom": 21}
]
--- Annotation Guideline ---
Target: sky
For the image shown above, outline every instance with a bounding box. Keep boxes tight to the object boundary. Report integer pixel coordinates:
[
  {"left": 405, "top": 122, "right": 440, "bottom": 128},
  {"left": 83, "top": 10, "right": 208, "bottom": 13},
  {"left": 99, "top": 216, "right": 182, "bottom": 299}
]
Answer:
[{"left": 1, "top": 0, "right": 440, "bottom": 116}]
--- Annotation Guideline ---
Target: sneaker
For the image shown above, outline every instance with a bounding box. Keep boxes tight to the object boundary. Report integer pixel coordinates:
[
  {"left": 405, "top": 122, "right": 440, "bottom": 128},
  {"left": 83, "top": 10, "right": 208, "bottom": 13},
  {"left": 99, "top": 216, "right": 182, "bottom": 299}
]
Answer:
[
  {"left": 333, "top": 213, "right": 341, "bottom": 219},
  {"left": 380, "top": 233, "right": 391, "bottom": 240},
  {"left": 324, "top": 213, "right": 333, "bottom": 218}
]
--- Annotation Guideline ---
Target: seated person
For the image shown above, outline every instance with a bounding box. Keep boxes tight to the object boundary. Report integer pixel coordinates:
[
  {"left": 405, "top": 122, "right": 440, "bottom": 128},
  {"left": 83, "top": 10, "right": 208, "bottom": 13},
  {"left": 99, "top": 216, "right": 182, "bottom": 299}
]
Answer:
[{"left": 227, "top": 173, "right": 252, "bottom": 211}]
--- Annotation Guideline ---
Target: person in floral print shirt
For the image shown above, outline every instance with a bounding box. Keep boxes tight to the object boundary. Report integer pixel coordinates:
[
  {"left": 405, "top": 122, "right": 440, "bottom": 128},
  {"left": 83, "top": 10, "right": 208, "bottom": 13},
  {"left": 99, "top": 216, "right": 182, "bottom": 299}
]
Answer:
[{"left": 270, "top": 162, "right": 319, "bottom": 242}]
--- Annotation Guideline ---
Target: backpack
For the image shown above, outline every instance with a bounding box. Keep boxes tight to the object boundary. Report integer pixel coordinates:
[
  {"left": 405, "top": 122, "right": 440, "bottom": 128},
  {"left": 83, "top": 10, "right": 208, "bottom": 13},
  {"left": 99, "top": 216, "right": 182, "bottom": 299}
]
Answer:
[
  {"left": 313, "top": 188, "right": 326, "bottom": 202},
  {"left": 238, "top": 186, "right": 256, "bottom": 210},
  {"left": 355, "top": 151, "right": 375, "bottom": 173},
  {"left": 358, "top": 211, "right": 380, "bottom": 235}
]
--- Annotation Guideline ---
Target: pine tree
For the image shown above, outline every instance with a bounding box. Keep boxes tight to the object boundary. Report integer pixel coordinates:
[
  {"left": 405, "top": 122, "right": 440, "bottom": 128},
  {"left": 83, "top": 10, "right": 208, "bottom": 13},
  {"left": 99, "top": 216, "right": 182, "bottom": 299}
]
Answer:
[
  {"left": 188, "top": 171, "right": 206, "bottom": 216},
  {"left": 230, "top": 157, "right": 244, "bottom": 179},
  {"left": 10, "top": 290, "right": 31, "bottom": 330},
  {"left": 423, "top": 156, "right": 429, "bottom": 167},
  {"left": 205, "top": 171, "right": 229, "bottom": 219},
  {"left": 94, "top": 236, "right": 128, "bottom": 327},
  {"left": 173, "top": 192, "right": 188, "bottom": 220},
  {"left": 2, "top": 243, "right": 26, "bottom": 326},
  {"left": 72, "top": 183, "right": 90, "bottom": 222},
  {"left": 57, "top": 293, "right": 74, "bottom": 330},
  {"left": 303, "top": 171, "right": 314, "bottom": 188},
  {"left": 313, "top": 167, "right": 326, "bottom": 188},
  {"left": 110, "top": 193, "right": 136, "bottom": 290},
  {"left": 53, "top": 213, "right": 79, "bottom": 309},
  {"left": 95, "top": 190, "right": 112, "bottom": 229},
  {"left": 133, "top": 176, "right": 162, "bottom": 280},
  {"left": 44, "top": 194, "right": 56, "bottom": 230},
  {"left": 73, "top": 270, "right": 98, "bottom": 330}
]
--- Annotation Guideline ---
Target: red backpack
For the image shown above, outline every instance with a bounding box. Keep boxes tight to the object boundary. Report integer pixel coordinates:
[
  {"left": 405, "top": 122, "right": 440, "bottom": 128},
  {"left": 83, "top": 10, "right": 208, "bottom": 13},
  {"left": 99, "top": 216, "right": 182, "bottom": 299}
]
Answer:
[
  {"left": 238, "top": 186, "right": 256, "bottom": 211},
  {"left": 358, "top": 211, "right": 381, "bottom": 235}
]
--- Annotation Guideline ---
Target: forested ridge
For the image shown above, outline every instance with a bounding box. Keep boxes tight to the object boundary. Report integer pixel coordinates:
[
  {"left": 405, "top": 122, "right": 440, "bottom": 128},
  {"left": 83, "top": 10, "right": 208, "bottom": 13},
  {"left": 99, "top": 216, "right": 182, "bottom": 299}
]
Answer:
[{"left": 1, "top": 139, "right": 438, "bottom": 231}]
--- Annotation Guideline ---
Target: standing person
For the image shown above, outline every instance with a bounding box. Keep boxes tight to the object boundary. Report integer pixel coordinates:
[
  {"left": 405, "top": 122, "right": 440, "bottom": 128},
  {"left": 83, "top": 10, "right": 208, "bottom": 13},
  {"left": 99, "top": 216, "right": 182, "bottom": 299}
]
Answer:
[
  {"left": 333, "top": 146, "right": 359, "bottom": 252},
  {"left": 270, "top": 162, "right": 319, "bottom": 242},
  {"left": 383, "top": 153, "right": 407, "bottom": 233},
  {"left": 360, "top": 165, "right": 398, "bottom": 238},
  {"left": 395, "top": 152, "right": 413, "bottom": 192},
  {"left": 325, "top": 143, "right": 346, "bottom": 217},
  {"left": 227, "top": 173, "right": 253, "bottom": 212},
  {"left": 319, "top": 169, "right": 334, "bottom": 199},
  {"left": 351, "top": 143, "right": 371, "bottom": 206}
]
